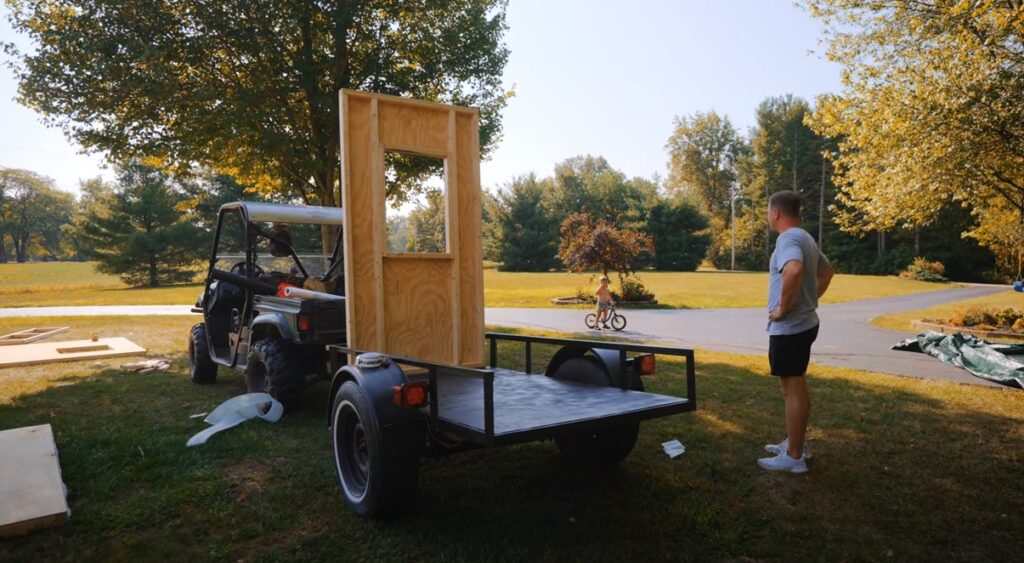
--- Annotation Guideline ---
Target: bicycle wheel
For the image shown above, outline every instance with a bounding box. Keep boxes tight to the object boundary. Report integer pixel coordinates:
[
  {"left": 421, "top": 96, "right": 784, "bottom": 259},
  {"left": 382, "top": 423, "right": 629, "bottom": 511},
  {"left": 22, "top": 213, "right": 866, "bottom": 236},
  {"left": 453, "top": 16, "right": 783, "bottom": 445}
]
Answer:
[
  {"left": 585, "top": 313, "right": 599, "bottom": 329},
  {"left": 610, "top": 314, "right": 627, "bottom": 331}
]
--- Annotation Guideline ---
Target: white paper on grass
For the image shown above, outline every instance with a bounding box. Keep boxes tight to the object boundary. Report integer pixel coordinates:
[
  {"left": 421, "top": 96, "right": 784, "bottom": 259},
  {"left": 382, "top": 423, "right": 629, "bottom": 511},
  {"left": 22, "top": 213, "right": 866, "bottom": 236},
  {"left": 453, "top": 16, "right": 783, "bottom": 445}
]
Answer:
[
  {"left": 662, "top": 439, "right": 686, "bottom": 459},
  {"left": 186, "top": 393, "right": 283, "bottom": 447}
]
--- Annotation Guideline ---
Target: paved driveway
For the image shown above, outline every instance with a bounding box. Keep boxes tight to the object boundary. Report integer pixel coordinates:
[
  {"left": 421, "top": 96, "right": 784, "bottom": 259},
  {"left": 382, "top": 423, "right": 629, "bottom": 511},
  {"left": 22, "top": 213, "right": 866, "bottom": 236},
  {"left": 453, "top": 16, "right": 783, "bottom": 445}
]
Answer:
[{"left": 485, "top": 286, "right": 1009, "bottom": 387}]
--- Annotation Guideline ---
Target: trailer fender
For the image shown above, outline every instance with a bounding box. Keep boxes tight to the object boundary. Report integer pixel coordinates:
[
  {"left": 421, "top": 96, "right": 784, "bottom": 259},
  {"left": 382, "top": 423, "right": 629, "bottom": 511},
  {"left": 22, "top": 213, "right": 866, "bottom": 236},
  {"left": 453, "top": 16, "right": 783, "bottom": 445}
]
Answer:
[
  {"left": 326, "top": 363, "right": 423, "bottom": 430},
  {"left": 545, "top": 345, "right": 640, "bottom": 391}
]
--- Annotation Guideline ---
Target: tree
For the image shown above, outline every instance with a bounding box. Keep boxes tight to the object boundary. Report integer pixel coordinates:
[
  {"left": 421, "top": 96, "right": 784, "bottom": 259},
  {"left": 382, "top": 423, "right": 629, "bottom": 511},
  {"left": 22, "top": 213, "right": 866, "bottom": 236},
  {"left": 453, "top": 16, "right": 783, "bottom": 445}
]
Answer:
[
  {"left": 4, "top": 0, "right": 511, "bottom": 218},
  {"left": 494, "top": 175, "right": 560, "bottom": 272},
  {"left": 0, "top": 168, "right": 74, "bottom": 262},
  {"left": 405, "top": 189, "right": 446, "bottom": 252},
  {"left": 76, "top": 162, "right": 204, "bottom": 286},
  {"left": 665, "top": 111, "right": 745, "bottom": 223},
  {"left": 545, "top": 155, "right": 657, "bottom": 231},
  {"left": 557, "top": 212, "right": 651, "bottom": 277},
  {"left": 646, "top": 200, "right": 710, "bottom": 271},
  {"left": 805, "top": 0, "right": 1024, "bottom": 275}
]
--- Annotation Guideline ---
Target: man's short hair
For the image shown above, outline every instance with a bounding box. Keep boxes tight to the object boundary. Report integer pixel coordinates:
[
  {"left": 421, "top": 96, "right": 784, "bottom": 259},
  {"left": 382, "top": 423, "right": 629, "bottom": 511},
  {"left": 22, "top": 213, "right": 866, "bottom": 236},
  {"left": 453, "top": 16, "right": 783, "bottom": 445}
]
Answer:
[{"left": 769, "top": 191, "right": 802, "bottom": 218}]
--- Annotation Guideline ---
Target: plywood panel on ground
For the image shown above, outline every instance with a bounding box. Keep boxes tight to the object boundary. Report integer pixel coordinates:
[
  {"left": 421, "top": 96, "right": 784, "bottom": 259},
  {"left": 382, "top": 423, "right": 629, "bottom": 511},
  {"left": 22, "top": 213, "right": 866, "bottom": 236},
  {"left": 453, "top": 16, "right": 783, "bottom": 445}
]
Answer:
[
  {"left": 0, "top": 424, "right": 69, "bottom": 538},
  {"left": 0, "top": 337, "right": 146, "bottom": 368}
]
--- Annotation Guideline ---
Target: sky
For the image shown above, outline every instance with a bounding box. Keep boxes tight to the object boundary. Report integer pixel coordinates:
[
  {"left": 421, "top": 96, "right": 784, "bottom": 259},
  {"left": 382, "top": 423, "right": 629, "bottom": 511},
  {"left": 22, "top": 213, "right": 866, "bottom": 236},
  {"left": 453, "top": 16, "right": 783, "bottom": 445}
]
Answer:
[{"left": 0, "top": 0, "right": 842, "bottom": 197}]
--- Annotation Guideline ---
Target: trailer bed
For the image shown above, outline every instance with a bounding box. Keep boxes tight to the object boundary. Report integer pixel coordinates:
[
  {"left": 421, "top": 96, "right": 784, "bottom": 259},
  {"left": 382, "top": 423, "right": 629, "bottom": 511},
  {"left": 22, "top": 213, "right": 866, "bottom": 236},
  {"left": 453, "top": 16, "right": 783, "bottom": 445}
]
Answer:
[{"left": 432, "top": 368, "right": 690, "bottom": 446}]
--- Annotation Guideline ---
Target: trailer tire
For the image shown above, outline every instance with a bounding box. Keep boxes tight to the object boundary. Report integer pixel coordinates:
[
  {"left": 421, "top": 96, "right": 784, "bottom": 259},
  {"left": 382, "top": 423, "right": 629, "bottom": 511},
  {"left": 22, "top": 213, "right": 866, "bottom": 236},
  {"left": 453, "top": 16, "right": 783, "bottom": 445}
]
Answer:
[
  {"left": 246, "top": 338, "right": 303, "bottom": 406},
  {"left": 188, "top": 323, "right": 218, "bottom": 384},
  {"left": 550, "top": 356, "right": 639, "bottom": 468},
  {"left": 331, "top": 381, "right": 418, "bottom": 517}
]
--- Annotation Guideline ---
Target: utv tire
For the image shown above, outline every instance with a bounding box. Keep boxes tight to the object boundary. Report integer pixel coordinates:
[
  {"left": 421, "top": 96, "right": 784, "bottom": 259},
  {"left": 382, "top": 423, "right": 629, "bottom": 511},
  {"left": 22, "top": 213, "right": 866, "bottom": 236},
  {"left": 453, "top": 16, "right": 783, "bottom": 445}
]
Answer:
[
  {"left": 331, "top": 381, "right": 418, "bottom": 517},
  {"left": 188, "top": 323, "right": 218, "bottom": 384},
  {"left": 550, "top": 356, "right": 640, "bottom": 468},
  {"left": 246, "top": 338, "right": 303, "bottom": 406}
]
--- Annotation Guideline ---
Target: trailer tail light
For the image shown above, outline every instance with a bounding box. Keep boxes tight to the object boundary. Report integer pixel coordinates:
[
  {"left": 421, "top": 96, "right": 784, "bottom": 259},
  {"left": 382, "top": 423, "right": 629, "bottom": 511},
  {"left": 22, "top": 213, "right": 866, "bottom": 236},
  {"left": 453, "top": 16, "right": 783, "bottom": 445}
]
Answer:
[
  {"left": 634, "top": 354, "right": 657, "bottom": 375},
  {"left": 297, "top": 314, "right": 311, "bottom": 332},
  {"left": 392, "top": 382, "right": 429, "bottom": 408}
]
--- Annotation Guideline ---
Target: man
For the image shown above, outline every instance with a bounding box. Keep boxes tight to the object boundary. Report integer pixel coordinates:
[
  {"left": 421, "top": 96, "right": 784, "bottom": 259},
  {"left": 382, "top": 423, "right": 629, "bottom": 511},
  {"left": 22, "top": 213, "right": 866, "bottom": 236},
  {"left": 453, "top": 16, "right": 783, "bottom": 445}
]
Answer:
[{"left": 759, "top": 190, "right": 834, "bottom": 474}]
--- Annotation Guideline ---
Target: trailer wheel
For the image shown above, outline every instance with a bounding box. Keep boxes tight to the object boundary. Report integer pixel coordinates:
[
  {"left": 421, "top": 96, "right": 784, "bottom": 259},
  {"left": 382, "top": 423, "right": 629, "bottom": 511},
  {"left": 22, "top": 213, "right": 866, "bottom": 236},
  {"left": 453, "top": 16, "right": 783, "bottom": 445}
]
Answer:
[
  {"left": 551, "top": 356, "right": 639, "bottom": 468},
  {"left": 246, "top": 339, "right": 302, "bottom": 405},
  {"left": 188, "top": 323, "right": 218, "bottom": 384},
  {"left": 331, "top": 381, "right": 418, "bottom": 517}
]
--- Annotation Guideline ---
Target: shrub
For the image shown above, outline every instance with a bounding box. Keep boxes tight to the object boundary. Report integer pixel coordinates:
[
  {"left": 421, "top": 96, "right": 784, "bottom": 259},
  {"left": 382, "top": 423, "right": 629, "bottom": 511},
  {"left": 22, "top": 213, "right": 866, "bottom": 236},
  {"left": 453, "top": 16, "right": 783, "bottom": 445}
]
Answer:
[
  {"left": 899, "top": 257, "right": 948, "bottom": 282},
  {"left": 1014, "top": 318, "right": 1024, "bottom": 332},
  {"left": 615, "top": 275, "right": 655, "bottom": 302},
  {"left": 946, "top": 307, "right": 1023, "bottom": 331}
]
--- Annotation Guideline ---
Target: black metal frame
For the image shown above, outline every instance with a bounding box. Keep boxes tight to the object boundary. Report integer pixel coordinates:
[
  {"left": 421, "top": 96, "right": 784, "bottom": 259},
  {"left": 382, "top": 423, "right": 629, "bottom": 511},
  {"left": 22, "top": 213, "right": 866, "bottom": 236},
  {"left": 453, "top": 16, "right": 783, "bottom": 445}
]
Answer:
[
  {"left": 484, "top": 332, "right": 697, "bottom": 409},
  {"left": 328, "top": 333, "right": 697, "bottom": 449}
]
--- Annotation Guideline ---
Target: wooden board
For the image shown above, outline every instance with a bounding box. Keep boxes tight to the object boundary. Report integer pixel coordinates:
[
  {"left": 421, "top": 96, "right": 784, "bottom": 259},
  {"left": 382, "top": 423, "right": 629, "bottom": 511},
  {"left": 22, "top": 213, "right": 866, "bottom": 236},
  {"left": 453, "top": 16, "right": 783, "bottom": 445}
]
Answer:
[
  {"left": 0, "top": 424, "right": 70, "bottom": 537},
  {"left": 0, "top": 327, "right": 70, "bottom": 346},
  {"left": 339, "top": 90, "right": 484, "bottom": 365},
  {"left": 0, "top": 337, "right": 146, "bottom": 368}
]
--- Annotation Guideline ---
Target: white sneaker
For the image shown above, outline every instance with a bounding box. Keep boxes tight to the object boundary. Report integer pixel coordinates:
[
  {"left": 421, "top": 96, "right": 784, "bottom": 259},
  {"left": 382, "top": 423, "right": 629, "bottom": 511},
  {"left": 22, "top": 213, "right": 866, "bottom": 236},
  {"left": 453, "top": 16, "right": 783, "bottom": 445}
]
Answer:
[
  {"left": 764, "top": 438, "right": 812, "bottom": 459},
  {"left": 757, "top": 451, "right": 808, "bottom": 474}
]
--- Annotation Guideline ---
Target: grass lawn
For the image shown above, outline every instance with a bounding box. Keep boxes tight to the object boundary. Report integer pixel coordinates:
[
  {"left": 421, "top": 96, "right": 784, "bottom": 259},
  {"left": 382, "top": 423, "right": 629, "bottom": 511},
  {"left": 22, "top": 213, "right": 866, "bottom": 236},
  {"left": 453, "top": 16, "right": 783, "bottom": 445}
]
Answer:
[
  {"left": 871, "top": 288, "right": 1024, "bottom": 333},
  {"left": 0, "top": 262, "right": 201, "bottom": 308},
  {"left": 1, "top": 316, "right": 1021, "bottom": 561},
  {"left": 1, "top": 262, "right": 953, "bottom": 310}
]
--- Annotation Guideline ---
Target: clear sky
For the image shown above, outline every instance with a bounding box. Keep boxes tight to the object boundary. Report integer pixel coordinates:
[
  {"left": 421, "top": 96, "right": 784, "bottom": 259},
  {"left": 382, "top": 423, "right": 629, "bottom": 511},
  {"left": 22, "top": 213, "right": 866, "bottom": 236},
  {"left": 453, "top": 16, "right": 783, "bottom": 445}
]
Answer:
[{"left": 0, "top": 0, "right": 841, "bottom": 196}]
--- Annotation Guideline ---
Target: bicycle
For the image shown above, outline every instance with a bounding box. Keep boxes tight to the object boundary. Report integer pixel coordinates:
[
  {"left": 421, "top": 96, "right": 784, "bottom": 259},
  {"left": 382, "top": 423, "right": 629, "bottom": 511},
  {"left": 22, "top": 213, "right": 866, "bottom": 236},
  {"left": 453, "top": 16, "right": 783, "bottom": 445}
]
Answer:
[{"left": 585, "top": 302, "right": 627, "bottom": 331}]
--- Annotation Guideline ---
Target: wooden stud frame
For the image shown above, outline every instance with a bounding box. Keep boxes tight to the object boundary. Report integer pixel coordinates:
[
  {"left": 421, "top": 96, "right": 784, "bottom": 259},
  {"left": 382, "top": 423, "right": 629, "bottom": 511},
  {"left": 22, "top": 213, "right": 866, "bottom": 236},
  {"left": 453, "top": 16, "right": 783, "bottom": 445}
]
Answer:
[{"left": 338, "top": 90, "right": 484, "bottom": 366}]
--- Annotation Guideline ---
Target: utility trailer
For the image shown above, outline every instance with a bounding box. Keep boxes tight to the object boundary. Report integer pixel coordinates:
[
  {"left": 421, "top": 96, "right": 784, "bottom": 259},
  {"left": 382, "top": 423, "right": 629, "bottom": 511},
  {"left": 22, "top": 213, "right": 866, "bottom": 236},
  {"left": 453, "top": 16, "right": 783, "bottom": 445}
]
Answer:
[{"left": 326, "top": 333, "right": 696, "bottom": 516}]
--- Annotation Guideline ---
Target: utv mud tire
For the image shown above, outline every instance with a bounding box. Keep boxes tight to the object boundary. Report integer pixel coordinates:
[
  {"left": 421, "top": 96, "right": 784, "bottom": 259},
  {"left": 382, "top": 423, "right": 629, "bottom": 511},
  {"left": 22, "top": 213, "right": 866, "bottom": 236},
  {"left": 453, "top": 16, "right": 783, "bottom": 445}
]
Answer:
[
  {"left": 188, "top": 323, "right": 218, "bottom": 384},
  {"left": 550, "top": 356, "right": 640, "bottom": 468},
  {"left": 331, "top": 381, "right": 418, "bottom": 517},
  {"left": 245, "top": 339, "right": 303, "bottom": 406}
]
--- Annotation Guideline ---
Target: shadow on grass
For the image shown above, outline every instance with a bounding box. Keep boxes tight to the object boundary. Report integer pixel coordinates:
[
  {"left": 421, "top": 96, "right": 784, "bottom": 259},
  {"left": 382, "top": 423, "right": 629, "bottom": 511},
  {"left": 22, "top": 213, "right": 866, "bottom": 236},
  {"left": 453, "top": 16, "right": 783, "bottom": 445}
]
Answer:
[{"left": 0, "top": 354, "right": 1021, "bottom": 562}]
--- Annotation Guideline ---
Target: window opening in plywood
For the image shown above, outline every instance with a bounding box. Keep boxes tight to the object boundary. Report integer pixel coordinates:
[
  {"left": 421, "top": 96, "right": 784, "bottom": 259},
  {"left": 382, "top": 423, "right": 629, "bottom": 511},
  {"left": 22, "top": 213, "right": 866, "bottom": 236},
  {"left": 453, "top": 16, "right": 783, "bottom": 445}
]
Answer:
[{"left": 384, "top": 151, "right": 447, "bottom": 254}]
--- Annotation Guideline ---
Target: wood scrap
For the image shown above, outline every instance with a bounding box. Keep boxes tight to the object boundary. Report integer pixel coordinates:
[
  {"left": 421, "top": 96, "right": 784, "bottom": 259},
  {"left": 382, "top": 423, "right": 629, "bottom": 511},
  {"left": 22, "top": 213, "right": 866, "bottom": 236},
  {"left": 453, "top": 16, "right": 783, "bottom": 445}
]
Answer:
[
  {"left": 121, "top": 358, "right": 172, "bottom": 373},
  {"left": 0, "top": 327, "right": 70, "bottom": 346}
]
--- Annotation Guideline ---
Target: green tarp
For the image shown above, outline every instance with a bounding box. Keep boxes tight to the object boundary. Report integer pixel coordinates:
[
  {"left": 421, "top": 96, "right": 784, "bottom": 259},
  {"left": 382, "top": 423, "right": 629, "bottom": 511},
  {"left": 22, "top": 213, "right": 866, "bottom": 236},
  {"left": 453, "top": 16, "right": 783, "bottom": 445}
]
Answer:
[{"left": 892, "top": 331, "right": 1024, "bottom": 389}]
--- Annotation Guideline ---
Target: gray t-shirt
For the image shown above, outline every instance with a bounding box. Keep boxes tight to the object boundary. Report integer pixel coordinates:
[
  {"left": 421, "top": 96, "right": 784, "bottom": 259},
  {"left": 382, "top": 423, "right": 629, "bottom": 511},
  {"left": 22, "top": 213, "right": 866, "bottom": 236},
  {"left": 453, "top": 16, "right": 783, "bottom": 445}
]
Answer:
[{"left": 767, "top": 227, "right": 831, "bottom": 336}]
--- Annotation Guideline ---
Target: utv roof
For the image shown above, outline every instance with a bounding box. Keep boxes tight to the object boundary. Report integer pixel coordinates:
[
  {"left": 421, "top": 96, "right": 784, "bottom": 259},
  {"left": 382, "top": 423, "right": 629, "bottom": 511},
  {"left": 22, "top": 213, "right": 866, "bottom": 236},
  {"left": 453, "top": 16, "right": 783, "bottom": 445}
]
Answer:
[{"left": 220, "top": 202, "right": 344, "bottom": 226}]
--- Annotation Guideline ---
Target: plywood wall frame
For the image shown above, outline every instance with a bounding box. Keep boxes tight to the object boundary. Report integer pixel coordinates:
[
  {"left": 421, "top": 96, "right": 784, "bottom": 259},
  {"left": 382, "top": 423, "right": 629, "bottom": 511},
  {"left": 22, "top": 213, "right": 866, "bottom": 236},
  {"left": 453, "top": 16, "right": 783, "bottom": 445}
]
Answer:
[{"left": 339, "top": 90, "right": 484, "bottom": 366}]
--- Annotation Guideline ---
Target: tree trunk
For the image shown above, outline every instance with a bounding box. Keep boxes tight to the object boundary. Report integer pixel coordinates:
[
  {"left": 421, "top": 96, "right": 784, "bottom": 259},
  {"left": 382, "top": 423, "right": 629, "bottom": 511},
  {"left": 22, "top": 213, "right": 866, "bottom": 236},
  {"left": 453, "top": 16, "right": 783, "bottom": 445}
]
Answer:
[
  {"left": 149, "top": 256, "right": 158, "bottom": 287},
  {"left": 914, "top": 228, "right": 920, "bottom": 256}
]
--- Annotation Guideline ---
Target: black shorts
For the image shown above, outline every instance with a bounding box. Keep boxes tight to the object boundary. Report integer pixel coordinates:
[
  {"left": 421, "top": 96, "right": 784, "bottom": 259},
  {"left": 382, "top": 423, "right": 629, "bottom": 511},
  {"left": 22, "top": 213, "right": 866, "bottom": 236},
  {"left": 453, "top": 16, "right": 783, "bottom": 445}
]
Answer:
[{"left": 768, "top": 324, "right": 819, "bottom": 377}]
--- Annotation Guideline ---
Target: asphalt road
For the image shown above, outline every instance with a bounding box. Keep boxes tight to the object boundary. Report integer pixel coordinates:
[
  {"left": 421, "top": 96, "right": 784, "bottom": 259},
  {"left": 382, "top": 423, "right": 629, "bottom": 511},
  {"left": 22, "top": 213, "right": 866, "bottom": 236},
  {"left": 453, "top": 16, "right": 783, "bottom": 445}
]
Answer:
[{"left": 485, "top": 285, "right": 1009, "bottom": 387}]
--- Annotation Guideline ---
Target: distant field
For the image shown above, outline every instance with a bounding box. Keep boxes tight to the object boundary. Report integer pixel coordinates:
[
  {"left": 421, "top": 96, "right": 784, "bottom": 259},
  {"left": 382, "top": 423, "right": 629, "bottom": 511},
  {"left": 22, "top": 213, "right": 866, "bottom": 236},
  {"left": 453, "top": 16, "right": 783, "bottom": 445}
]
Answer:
[
  {"left": 871, "top": 288, "right": 1024, "bottom": 333},
  {"left": 0, "top": 262, "right": 201, "bottom": 307},
  {"left": 0, "top": 262, "right": 955, "bottom": 309}
]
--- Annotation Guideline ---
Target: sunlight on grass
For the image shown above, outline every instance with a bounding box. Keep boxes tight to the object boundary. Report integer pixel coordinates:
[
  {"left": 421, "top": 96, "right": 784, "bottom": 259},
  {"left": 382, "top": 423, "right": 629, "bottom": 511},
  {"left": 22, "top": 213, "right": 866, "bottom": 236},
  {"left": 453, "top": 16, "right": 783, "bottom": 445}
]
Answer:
[{"left": 871, "top": 289, "right": 1024, "bottom": 332}]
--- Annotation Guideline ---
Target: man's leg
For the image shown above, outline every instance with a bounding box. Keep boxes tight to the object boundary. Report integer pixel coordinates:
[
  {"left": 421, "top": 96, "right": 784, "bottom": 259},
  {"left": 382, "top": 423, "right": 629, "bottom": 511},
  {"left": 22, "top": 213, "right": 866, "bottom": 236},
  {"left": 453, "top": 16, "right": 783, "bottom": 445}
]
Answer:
[{"left": 780, "top": 375, "right": 810, "bottom": 459}]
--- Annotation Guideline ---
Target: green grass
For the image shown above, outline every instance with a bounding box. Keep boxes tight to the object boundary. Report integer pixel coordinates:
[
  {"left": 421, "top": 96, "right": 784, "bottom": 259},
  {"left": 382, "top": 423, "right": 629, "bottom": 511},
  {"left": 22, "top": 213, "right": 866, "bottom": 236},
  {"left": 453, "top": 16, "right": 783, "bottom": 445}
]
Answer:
[
  {"left": 1, "top": 316, "right": 1021, "bottom": 561},
  {"left": 0, "top": 262, "right": 201, "bottom": 307},
  {"left": 871, "top": 288, "right": 1024, "bottom": 333},
  {"left": 2, "top": 263, "right": 953, "bottom": 310},
  {"left": 483, "top": 270, "right": 957, "bottom": 308}
]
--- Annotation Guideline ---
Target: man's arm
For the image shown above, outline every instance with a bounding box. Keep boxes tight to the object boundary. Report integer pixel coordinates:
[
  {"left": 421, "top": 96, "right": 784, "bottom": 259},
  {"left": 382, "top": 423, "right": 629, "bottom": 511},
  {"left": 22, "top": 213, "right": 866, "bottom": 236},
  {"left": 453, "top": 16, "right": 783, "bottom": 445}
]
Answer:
[
  {"left": 817, "top": 252, "right": 834, "bottom": 298},
  {"left": 771, "top": 259, "right": 804, "bottom": 320}
]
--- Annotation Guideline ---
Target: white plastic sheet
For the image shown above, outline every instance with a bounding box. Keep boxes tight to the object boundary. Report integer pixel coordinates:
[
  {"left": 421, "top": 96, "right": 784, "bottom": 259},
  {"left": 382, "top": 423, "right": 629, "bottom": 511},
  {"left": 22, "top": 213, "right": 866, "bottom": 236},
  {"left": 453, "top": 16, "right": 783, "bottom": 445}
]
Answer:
[
  {"left": 186, "top": 393, "right": 283, "bottom": 447},
  {"left": 661, "top": 439, "right": 686, "bottom": 459}
]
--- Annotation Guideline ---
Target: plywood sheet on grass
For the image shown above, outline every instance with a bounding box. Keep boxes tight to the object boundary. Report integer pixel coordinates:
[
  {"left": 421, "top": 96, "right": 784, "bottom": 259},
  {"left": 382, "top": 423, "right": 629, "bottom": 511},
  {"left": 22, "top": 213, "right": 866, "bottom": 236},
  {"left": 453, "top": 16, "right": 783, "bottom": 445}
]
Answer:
[
  {"left": 0, "top": 424, "right": 70, "bottom": 538},
  {"left": 0, "top": 337, "right": 146, "bottom": 368}
]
